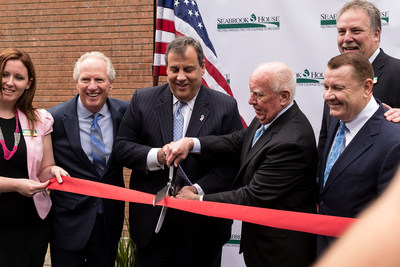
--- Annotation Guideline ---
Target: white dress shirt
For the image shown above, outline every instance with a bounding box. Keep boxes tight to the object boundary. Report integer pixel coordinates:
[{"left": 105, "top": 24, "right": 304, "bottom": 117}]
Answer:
[{"left": 342, "top": 97, "right": 379, "bottom": 149}]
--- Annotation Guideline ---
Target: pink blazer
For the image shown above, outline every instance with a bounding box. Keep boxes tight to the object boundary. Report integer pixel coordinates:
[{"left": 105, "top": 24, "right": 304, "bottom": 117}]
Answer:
[{"left": 18, "top": 108, "right": 53, "bottom": 219}]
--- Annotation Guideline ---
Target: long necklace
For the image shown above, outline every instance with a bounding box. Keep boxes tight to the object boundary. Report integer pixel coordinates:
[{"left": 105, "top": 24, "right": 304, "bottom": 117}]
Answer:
[{"left": 0, "top": 110, "right": 21, "bottom": 160}]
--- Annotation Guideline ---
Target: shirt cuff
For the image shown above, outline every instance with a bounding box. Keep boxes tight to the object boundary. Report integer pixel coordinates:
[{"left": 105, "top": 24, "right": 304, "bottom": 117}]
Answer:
[
  {"left": 146, "top": 148, "right": 165, "bottom": 171},
  {"left": 191, "top": 138, "right": 201, "bottom": 153},
  {"left": 193, "top": 183, "right": 204, "bottom": 195}
]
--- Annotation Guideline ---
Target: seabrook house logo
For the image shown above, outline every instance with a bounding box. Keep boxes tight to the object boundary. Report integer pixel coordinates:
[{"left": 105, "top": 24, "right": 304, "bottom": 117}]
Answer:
[
  {"left": 381, "top": 11, "right": 389, "bottom": 26},
  {"left": 295, "top": 69, "right": 324, "bottom": 86},
  {"left": 224, "top": 234, "right": 241, "bottom": 248},
  {"left": 320, "top": 13, "right": 337, "bottom": 28},
  {"left": 225, "top": 74, "right": 231, "bottom": 85},
  {"left": 320, "top": 11, "right": 389, "bottom": 28},
  {"left": 217, "top": 13, "right": 280, "bottom": 32}
]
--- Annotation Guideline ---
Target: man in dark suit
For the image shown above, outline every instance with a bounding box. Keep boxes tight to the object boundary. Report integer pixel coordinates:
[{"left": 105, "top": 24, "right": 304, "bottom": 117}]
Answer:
[
  {"left": 315, "top": 169, "right": 400, "bottom": 267},
  {"left": 169, "top": 62, "right": 317, "bottom": 267},
  {"left": 48, "top": 52, "right": 128, "bottom": 266},
  {"left": 318, "top": 0, "right": 400, "bottom": 157},
  {"left": 318, "top": 52, "right": 400, "bottom": 255},
  {"left": 113, "top": 36, "right": 243, "bottom": 266}
]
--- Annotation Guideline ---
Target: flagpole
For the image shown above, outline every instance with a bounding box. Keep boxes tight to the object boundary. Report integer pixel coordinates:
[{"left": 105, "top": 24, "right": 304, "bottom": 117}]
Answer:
[{"left": 153, "top": 0, "right": 159, "bottom": 86}]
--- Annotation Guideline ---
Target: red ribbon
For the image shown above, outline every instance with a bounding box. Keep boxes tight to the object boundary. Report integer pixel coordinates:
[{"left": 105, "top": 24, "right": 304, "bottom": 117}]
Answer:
[{"left": 47, "top": 176, "right": 355, "bottom": 237}]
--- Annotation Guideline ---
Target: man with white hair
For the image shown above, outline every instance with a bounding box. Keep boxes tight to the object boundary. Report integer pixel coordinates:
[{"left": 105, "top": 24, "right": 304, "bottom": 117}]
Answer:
[
  {"left": 168, "top": 62, "right": 318, "bottom": 267},
  {"left": 49, "top": 52, "right": 128, "bottom": 266}
]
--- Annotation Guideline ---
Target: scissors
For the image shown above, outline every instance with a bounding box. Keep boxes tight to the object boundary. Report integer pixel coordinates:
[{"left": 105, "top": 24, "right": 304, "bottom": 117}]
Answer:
[{"left": 153, "top": 166, "right": 174, "bottom": 233}]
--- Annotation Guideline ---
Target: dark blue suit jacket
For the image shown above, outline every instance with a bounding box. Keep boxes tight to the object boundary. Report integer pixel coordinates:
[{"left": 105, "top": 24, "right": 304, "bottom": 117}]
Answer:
[
  {"left": 114, "top": 84, "right": 243, "bottom": 250},
  {"left": 318, "top": 49, "right": 400, "bottom": 161},
  {"left": 318, "top": 101, "right": 400, "bottom": 253},
  {"left": 48, "top": 95, "right": 128, "bottom": 250}
]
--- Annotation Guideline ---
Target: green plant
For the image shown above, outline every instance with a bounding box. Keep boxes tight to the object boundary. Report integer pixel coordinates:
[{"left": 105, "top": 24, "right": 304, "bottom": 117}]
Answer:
[{"left": 115, "top": 219, "right": 136, "bottom": 267}]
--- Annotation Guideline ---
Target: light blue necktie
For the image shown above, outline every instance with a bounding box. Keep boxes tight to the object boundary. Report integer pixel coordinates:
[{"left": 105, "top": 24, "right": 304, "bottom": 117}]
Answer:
[
  {"left": 173, "top": 101, "right": 186, "bottom": 141},
  {"left": 323, "top": 121, "right": 347, "bottom": 187},
  {"left": 91, "top": 113, "right": 106, "bottom": 175},
  {"left": 252, "top": 125, "right": 266, "bottom": 147}
]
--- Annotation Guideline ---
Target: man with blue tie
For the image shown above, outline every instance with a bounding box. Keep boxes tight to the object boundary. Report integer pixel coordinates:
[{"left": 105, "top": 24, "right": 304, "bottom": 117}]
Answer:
[
  {"left": 113, "top": 36, "right": 243, "bottom": 266},
  {"left": 317, "top": 52, "right": 400, "bottom": 255},
  {"left": 48, "top": 52, "right": 128, "bottom": 266},
  {"left": 167, "top": 61, "right": 318, "bottom": 267}
]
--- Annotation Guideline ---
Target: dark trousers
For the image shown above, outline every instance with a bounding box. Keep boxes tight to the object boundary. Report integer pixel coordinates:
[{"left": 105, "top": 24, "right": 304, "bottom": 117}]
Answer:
[
  {"left": 0, "top": 212, "right": 50, "bottom": 267},
  {"left": 134, "top": 210, "right": 223, "bottom": 267},
  {"left": 50, "top": 214, "right": 117, "bottom": 267}
]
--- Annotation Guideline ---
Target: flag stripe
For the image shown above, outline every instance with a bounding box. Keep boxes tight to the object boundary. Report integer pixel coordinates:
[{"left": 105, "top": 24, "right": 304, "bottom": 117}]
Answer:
[
  {"left": 153, "top": 0, "right": 237, "bottom": 100},
  {"left": 154, "top": 42, "right": 169, "bottom": 57},
  {"left": 201, "top": 77, "right": 209, "bottom": 88},
  {"left": 155, "top": 29, "right": 175, "bottom": 44},
  {"left": 156, "top": 18, "right": 175, "bottom": 33},
  {"left": 156, "top": 5, "right": 174, "bottom": 21},
  {"left": 204, "top": 58, "right": 233, "bottom": 97}
]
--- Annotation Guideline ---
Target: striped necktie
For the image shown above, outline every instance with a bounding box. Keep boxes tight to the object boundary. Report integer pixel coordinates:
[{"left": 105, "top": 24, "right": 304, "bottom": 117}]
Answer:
[{"left": 91, "top": 113, "right": 106, "bottom": 175}]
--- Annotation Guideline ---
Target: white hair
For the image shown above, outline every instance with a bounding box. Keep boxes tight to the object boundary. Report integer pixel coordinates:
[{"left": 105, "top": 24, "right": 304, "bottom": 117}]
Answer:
[{"left": 73, "top": 51, "right": 116, "bottom": 81}]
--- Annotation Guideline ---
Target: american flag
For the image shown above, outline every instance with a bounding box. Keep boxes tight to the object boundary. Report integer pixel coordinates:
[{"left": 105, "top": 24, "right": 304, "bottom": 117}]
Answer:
[{"left": 153, "top": 0, "right": 234, "bottom": 97}]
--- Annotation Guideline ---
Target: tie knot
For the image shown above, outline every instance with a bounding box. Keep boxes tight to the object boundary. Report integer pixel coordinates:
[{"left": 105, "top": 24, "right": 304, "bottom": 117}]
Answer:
[
  {"left": 252, "top": 125, "right": 266, "bottom": 147},
  {"left": 176, "top": 101, "right": 186, "bottom": 111},
  {"left": 338, "top": 121, "right": 347, "bottom": 133},
  {"left": 255, "top": 125, "right": 266, "bottom": 137},
  {"left": 92, "top": 113, "right": 101, "bottom": 125}
]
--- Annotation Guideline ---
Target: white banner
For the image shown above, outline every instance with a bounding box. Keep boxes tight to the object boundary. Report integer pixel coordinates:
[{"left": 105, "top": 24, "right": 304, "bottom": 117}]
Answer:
[{"left": 195, "top": 1, "right": 400, "bottom": 266}]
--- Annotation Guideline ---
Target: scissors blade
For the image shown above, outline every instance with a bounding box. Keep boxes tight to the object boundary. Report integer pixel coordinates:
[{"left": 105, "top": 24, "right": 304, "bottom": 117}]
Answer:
[
  {"left": 155, "top": 205, "right": 168, "bottom": 233},
  {"left": 152, "top": 166, "right": 175, "bottom": 206},
  {"left": 153, "top": 185, "right": 168, "bottom": 206},
  {"left": 154, "top": 166, "right": 174, "bottom": 233}
]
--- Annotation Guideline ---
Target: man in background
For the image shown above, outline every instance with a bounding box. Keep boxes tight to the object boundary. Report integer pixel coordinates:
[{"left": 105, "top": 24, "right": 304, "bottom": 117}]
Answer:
[{"left": 318, "top": 0, "right": 400, "bottom": 156}]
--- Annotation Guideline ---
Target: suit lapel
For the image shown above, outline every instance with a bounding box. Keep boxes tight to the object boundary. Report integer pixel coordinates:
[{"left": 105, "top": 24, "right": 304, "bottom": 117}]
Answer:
[
  {"left": 236, "top": 102, "right": 299, "bottom": 184},
  {"left": 186, "top": 85, "right": 210, "bottom": 137},
  {"left": 322, "top": 106, "right": 384, "bottom": 191},
  {"left": 62, "top": 96, "right": 94, "bottom": 171},
  {"left": 108, "top": 98, "right": 123, "bottom": 137},
  {"left": 242, "top": 118, "right": 259, "bottom": 158},
  {"left": 153, "top": 85, "right": 212, "bottom": 142},
  {"left": 155, "top": 87, "right": 174, "bottom": 143},
  {"left": 105, "top": 98, "right": 124, "bottom": 173},
  {"left": 240, "top": 121, "right": 266, "bottom": 168},
  {"left": 372, "top": 49, "right": 385, "bottom": 85},
  {"left": 319, "top": 117, "right": 339, "bottom": 191}
]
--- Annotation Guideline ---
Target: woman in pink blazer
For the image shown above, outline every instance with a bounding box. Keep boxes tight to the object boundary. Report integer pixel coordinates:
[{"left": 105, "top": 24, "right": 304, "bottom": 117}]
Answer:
[{"left": 0, "top": 48, "right": 67, "bottom": 267}]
